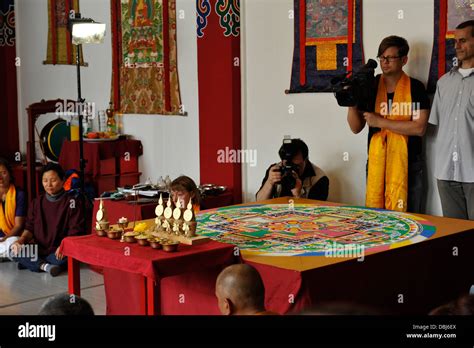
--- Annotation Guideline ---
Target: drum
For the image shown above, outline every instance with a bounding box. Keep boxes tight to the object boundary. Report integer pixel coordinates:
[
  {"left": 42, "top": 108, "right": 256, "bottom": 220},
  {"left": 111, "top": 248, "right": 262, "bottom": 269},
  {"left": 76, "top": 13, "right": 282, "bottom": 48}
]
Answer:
[{"left": 39, "top": 118, "right": 70, "bottom": 161}]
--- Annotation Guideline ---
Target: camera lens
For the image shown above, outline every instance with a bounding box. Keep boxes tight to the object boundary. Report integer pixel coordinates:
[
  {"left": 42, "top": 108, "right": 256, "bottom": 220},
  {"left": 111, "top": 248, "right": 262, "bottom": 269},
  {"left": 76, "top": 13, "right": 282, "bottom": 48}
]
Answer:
[{"left": 281, "top": 170, "right": 296, "bottom": 190}]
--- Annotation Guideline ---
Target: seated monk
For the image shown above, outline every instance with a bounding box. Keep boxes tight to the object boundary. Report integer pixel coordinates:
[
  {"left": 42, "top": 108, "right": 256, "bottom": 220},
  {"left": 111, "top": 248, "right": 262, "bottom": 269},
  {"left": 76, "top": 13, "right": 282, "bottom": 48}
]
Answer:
[
  {"left": 10, "top": 163, "right": 85, "bottom": 277},
  {"left": 215, "top": 264, "right": 277, "bottom": 315},
  {"left": 0, "top": 158, "right": 26, "bottom": 260},
  {"left": 170, "top": 175, "right": 201, "bottom": 212},
  {"left": 429, "top": 294, "right": 474, "bottom": 315},
  {"left": 39, "top": 293, "right": 94, "bottom": 315}
]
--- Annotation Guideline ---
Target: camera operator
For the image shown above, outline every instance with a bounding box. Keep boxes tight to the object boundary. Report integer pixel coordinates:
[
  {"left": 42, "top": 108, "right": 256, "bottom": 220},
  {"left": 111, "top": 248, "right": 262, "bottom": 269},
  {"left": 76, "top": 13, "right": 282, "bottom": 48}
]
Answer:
[
  {"left": 346, "top": 36, "right": 430, "bottom": 213},
  {"left": 256, "top": 139, "right": 329, "bottom": 201}
]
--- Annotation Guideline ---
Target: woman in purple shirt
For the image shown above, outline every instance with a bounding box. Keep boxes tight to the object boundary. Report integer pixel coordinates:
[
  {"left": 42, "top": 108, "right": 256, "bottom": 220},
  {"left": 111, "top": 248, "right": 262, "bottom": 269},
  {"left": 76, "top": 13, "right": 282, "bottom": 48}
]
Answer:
[{"left": 11, "top": 163, "right": 85, "bottom": 277}]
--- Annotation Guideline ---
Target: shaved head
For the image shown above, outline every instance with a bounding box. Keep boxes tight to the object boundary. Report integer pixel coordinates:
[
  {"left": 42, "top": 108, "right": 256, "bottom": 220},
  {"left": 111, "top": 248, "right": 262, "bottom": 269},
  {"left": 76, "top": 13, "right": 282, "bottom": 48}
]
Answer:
[{"left": 215, "top": 264, "right": 265, "bottom": 315}]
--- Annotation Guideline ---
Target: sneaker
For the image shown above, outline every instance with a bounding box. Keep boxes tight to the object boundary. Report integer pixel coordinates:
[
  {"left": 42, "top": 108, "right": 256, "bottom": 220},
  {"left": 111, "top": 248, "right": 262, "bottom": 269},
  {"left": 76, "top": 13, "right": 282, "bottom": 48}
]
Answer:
[{"left": 43, "top": 264, "right": 62, "bottom": 277}]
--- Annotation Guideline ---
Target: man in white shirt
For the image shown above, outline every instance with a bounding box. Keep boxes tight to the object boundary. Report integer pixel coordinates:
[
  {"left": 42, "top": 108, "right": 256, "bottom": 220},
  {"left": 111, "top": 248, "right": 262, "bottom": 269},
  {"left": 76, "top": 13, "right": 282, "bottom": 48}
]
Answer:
[{"left": 429, "top": 20, "right": 474, "bottom": 220}]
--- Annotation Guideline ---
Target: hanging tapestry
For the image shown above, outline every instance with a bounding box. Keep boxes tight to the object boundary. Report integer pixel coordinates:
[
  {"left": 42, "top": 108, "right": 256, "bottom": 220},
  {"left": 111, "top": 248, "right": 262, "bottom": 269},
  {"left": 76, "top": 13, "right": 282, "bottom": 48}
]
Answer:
[
  {"left": 288, "top": 0, "right": 365, "bottom": 93},
  {"left": 44, "top": 0, "right": 84, "bottom": 65},
  {"left": 427, "top": 0, "right": 474, "bottom": 93},
  {"left": 0, "top": 0, "right": 19, "bottom": 159},
  {"left": 111, "top": 0, "right": 182, "bottom": 115}
]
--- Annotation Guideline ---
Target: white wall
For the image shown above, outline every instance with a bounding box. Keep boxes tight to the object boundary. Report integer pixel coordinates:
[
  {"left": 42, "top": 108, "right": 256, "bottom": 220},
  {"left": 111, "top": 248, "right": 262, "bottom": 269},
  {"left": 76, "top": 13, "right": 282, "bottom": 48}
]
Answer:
[
  {"left": 241, "top": 0, "right": 443, "bottom": 216},
  {"left": 15, "top": 0, "right": 443, "bottom": 215},
  {"left": 16, "top": 0, "right": 200, "bottom": 184}
]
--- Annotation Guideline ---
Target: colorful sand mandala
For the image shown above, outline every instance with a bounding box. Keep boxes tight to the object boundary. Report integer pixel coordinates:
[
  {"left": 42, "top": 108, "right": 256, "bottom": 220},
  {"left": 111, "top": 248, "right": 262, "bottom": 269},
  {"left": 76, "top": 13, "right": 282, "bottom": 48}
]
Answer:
[{"left": 197, "top": 204, "right": 436, "bottom": 256}]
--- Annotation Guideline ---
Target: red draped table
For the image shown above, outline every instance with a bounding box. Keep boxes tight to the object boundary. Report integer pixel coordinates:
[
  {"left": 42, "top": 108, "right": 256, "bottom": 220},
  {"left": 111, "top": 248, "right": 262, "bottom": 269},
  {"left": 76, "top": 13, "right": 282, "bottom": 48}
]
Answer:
[
  {"left": 60, "top": 235, "right": 237, "bottom": 315},
  {"left": 238, "top": 198, "right": 474, "bottom": 315},
  {"left": 63, "top": 197, "right": 474, "bottom": 315}
]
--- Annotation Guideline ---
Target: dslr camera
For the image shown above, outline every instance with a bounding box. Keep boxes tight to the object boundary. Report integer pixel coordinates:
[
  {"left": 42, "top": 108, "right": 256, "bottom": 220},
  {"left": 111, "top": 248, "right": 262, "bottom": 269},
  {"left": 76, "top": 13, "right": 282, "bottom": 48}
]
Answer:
[
  {"left": 332, "top": 59, "right": 378, "bottom": 111},
  {"left": 278, "top": 138, "right": 299, "bottom": 190}
]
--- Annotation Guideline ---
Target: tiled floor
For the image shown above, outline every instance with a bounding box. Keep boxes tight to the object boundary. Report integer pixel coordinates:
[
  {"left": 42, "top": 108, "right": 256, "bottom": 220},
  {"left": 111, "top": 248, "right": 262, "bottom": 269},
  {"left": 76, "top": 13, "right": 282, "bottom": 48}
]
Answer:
[{"left": 0, "top": 260, "right": 106, "bottom": 315}]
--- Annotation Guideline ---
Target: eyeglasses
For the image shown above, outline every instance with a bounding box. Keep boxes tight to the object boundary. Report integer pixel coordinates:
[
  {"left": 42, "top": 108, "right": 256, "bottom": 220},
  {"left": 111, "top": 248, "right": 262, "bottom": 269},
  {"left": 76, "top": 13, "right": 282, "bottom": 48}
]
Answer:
[{"left": 377, "top": 55, "right": 401, "bottom": 62}]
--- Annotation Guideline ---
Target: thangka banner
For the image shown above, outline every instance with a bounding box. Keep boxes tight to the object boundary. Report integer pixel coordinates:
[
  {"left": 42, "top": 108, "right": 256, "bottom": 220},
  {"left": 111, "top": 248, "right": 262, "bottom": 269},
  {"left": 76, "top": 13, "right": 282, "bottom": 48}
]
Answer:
[
  {"left": 427, "top": 0, "right": 474, "bottom": 93},
  {"left": 288, "top": 0, "right": 364, "bottom": 93},
  {"left": 44, "top": 0, "right": 84, "bottom": 65},
  {"left": 111, "top": 0, "right": 182, "bottom": 115},
  {"left": 0, "top": 0, "right": 20, "bottom": 158}
]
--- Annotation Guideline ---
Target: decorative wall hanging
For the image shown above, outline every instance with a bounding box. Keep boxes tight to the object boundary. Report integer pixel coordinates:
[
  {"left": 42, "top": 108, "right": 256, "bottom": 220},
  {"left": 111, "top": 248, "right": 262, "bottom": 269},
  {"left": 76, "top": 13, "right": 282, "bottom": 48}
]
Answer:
[
  {"left": 196, "top": 0, "right": 211, "bottom": 38},
  {"left": 44, "top": 0, "right": 85, "bottom": 65},
  {"left": 0, "top": 0, "right": 20, "bottom": 159},
  {"left": 111, "top": 0, "right": 182, "bottom": 115},
  {"left": 288, "top": 0, "right": 365, "bottom": 93},
  {"left": 427, "top": 0, "right": 474, "bottom": 93},
  {"left": 0, "top": 1, "right": 15, "bottom": 47},
  {"left": 215, "top": 0, "right": 240, "bottom": 37}
]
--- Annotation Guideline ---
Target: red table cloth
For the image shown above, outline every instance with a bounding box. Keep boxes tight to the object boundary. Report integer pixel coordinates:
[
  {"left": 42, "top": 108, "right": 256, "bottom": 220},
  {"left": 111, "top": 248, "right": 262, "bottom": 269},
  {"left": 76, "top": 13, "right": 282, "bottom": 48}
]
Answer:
[{"left": 60, "top": 235, "right": 238, "bottom": 315}]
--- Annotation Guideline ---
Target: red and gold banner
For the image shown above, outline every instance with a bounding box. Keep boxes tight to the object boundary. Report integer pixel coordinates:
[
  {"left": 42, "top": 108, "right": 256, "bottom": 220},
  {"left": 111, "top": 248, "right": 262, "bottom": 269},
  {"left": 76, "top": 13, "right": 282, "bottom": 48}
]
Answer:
[
  {"left": 427, "top": 0, "right": 474, "bottom": 92},
  {"left": 289, "top": 0, "right": 364, "bottom": 93},
  {"left": 44, "top": 0, "right": 84, "bottom": 65},
  {"left": 111, "top": 0, "right": 182, "bottom": 115}
]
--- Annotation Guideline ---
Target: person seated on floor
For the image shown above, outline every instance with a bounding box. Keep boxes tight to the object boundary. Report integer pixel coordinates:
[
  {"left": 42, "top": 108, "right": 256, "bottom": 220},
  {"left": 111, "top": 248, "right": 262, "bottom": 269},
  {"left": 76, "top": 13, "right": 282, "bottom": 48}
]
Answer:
[
  {"left": 38, "top": 293, "right": 94, "bottom": 315},
  {"left": 256, "top": 138, "right": 329, "bottom": 201},
  {"left": 429, "top": 294, "right": 474, "bottom": 315},
  {"left": 170, "top": 175, "right": 201, "bottom": 211},
  {"left": 10, "top": 163, "right": 85, "bottom": 277},
  {"left": 0, "top": 158, "right": 26, "bottom": 261},
  {"left": 215, "top": 264, "right": 277, "bottom": 315}
]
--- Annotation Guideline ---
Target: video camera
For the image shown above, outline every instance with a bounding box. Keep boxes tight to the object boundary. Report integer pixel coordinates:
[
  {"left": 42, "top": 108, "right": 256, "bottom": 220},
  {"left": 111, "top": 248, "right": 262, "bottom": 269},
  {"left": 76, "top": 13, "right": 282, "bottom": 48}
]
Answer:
[
  {"left": 278, "top": 138, "right": 299, "bottom": 190},
  {"left": 332, "top": 59, "right": 378, "bottom": 111}
]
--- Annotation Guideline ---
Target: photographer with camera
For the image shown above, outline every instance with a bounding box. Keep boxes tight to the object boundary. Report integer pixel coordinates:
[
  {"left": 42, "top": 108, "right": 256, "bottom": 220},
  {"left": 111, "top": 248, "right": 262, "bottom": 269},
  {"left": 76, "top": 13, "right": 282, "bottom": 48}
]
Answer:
[
  {"left": 256, "top": 138, "right": 329, "bottom": 201},
  {"left": 345, "top": 36, "right": 430, "bottom": 213}
]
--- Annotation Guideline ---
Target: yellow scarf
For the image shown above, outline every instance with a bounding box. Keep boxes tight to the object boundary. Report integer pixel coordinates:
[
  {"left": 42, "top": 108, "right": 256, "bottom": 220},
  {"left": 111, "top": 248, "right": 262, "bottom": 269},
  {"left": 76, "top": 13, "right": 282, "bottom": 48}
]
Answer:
[
  {"left": 366, "top": 73, "right": 411, "bottom": 212},
  {"left": 0, "top": 184, "right": 16, "bottom": 235}
]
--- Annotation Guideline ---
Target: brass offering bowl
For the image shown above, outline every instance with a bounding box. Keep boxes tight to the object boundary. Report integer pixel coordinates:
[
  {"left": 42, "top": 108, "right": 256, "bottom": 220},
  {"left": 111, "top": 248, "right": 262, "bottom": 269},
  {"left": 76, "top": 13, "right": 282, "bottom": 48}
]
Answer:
[
  {"left": 96, "top": 228, "right": 107, "bottom": 237},
  {"left": 135, "top": 234, "right": 150, "bottom": 246},
  {"left": 137, "top": 238, "right": 150, "bottom": 246},
  {"left": 107, "top": 229, "right": 122, "bottom": 239},
  {"left": 162, "top": 241, "right": 179, "bottom": 252},
  {"left": 123, "top": 231, "right": 138, "bottom": 243},
  {"left": 124, "top": 235, "right": 137, "bottom": 243},
  {"left": 148, "top": 238, "right": 162, "bottom": 249}
]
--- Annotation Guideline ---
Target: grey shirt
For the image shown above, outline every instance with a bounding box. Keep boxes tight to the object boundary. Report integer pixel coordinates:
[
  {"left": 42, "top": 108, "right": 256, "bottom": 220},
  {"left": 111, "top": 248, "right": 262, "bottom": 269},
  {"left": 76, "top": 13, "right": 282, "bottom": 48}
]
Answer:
[{"left": 429, "top": 67, "right": 474, "bottom": 183}]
